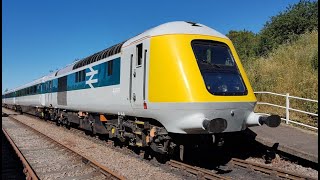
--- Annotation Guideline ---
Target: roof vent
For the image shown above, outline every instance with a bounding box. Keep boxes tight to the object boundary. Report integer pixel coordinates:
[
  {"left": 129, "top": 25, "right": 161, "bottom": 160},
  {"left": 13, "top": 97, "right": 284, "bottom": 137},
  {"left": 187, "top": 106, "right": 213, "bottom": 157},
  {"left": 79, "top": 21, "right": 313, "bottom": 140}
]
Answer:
[
  {"left": 186, "top": 21, "right": 201, "bottom": 27},
  {"left": 72, "top": 41, "right": 126, "bottom": 70}
]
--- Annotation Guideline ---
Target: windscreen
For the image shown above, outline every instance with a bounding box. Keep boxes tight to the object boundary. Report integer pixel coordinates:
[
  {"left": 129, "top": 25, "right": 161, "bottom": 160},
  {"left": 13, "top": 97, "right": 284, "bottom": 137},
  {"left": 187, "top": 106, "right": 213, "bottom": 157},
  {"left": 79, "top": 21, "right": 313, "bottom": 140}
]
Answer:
[{"left": 191, "top": 40, "right": 247, "bottom": 96}]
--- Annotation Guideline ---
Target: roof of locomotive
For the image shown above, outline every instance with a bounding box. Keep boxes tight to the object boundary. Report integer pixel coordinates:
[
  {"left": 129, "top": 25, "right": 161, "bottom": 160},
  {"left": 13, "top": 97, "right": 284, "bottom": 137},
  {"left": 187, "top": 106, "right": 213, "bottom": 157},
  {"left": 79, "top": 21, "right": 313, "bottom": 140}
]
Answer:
[
  {"left": 123, "top": 21, "right": 228, "bottom": 46},
  {"left": 72, "top": 21, "right": 227, "bottom": 71}
]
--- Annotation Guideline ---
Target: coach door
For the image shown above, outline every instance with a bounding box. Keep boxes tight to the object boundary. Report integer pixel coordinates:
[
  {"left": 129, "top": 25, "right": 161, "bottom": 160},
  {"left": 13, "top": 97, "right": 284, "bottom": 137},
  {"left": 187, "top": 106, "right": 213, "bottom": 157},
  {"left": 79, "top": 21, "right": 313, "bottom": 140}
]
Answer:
[
  {"left": 45, "top": 80, "right": 53, "bottom": 106},
  {"left": 13, "top": 91, "right": 16, "bottom": 104},
  {"left": 130, "top": 43, "right": 147, "bottom": 109},
  {"left": 57, "top": 76, "right": 67, "bottom": 106},
  {"left": 39, "top": 84, "right": 45, "bottom": 106},
  {"left": 40, "top": 78, "right": 46, "bottom": 106}
]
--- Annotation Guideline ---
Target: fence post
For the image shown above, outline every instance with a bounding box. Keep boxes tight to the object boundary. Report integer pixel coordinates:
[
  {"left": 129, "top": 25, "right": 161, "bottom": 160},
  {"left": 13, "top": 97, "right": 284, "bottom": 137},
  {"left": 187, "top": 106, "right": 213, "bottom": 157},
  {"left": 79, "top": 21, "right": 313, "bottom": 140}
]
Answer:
[{"left": 286, "top": 93, "right": 290, "bottom": 124}]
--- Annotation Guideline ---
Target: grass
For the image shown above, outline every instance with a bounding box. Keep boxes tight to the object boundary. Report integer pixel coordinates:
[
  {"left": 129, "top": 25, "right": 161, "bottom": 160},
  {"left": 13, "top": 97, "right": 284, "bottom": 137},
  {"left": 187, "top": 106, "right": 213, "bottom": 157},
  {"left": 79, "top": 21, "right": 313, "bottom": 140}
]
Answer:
[{"left": 242, "top": 31, "right": 318, "bottom": 130}]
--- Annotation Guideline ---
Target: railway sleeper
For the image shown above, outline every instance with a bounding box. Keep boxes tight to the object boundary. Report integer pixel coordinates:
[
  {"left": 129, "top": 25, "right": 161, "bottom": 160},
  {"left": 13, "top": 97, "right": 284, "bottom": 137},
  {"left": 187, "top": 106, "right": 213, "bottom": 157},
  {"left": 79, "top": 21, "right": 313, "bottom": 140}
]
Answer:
[{"left": 6, "top": 106, "right": 180, "bottom": 162}]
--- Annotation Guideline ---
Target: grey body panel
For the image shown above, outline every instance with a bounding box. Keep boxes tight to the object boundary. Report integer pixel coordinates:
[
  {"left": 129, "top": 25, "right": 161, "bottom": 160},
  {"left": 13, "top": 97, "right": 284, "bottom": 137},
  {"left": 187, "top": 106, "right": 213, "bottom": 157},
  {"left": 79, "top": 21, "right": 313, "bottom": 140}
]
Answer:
[{"left": 132, "top": 102, "right": 257, "bottom": 134}]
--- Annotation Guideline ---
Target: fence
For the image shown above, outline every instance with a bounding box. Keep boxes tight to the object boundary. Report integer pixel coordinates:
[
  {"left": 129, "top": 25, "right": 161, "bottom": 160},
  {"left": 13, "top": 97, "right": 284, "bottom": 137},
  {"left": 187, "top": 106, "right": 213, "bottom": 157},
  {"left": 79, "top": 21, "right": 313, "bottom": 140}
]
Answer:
[{"left": 254, "top": 91, "right": 318, "bottom": 131}]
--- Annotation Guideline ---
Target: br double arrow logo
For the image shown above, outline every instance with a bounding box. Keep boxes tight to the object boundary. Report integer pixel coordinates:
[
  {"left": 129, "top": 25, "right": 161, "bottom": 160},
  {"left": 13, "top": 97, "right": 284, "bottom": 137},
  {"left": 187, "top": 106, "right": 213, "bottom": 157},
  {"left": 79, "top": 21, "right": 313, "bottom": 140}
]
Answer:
[{"left": 85, "top": 66, "right": 98, "bottom": 88}]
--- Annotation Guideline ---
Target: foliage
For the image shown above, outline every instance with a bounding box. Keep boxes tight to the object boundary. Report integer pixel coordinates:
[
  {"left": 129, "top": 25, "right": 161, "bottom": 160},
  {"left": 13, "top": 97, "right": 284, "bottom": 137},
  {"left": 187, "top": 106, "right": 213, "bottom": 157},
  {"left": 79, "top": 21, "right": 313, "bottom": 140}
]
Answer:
[
  {"left": 225, "top": 0, "right": 318, "bottom": 128},
  {"left": 227, "top": 0, "right": 318, "bottom": 60},
  {"left": 257, "top": 0, "right": 318, "bottom": 56},
  {"left": 311, "top": 49, "right": 318, "bottom": 70},
  {"left": 226, "top": 30, "right": 259, "bottom": 62},
  {"left": 243, "top": 31, "right": 318, "bottom": 126}
]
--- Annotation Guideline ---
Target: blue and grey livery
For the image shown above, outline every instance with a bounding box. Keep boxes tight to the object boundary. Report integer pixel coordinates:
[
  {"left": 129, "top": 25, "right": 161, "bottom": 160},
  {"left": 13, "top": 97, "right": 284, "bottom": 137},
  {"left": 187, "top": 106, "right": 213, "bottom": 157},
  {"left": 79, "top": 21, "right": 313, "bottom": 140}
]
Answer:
[{"left": 2, "top": 21, "right": 281, "bottom": 159}]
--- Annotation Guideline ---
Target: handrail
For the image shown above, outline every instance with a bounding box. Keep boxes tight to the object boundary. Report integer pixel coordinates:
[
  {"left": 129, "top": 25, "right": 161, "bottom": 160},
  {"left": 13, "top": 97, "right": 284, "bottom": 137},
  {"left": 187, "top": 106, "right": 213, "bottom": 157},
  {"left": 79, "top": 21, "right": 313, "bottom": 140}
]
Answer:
[{"left": 254, "top": 91, "right": 318, "bottom": 131}]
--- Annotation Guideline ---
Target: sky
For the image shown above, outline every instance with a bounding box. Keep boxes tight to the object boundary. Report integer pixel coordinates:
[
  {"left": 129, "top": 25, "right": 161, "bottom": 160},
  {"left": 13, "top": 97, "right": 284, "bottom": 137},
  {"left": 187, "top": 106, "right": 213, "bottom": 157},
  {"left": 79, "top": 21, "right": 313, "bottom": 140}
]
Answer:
[{"left": 2, "top": 0, "right": 302, "bottom": 93}]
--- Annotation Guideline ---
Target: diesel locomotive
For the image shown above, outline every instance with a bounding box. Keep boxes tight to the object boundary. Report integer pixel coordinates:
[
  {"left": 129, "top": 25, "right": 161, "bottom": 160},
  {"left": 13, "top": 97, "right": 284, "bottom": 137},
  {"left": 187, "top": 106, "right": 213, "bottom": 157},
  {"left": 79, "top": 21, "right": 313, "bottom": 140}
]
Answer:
[{"left": 2, "top": 21, "right": 281, "bottom": 159}]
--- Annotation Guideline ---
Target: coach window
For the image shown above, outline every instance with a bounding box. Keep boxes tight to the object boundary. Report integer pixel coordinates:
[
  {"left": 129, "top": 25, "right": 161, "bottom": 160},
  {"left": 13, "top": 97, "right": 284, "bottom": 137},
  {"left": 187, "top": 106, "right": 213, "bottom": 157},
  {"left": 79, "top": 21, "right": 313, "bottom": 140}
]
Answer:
[
  {"left": 80, "top": 70, "right": 85, "bottom": 82},
  {"left": 76, "top": 70, "right": 85, "bottom": 82},
  {"left": 75, "top": 72, "right": 78, "bottom": 83},
  {"left": 79, "top": 71, "right": 82, "bottom": 82},
  {"left": 136, "top": 43, "right": 143, "bottom": 67},
  {"left": 107, "top": 60, "right": 113, "bottom": 76},
  {"left": 78, "top": 71, "right": 81, "bottom": 82}
]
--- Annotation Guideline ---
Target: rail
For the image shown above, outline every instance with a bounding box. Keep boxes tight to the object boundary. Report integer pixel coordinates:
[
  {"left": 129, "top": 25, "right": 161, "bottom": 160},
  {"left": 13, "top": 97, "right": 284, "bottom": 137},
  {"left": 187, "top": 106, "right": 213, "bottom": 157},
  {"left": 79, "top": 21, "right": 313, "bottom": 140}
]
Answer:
[
  {"left": 254, "top": 91, "right": 318, "bottom": 131},
  {"left": 2, "top": 127, "right": 39, "bottom": 180},
  {"left": 230, "top": 158, "right": 315, "bottom": 180},
  {"left": 4, "top": 115, "right": 126, "bottom": 180},
  {"left": 169, "top": 160, "right": 230, "bottom": 180}
]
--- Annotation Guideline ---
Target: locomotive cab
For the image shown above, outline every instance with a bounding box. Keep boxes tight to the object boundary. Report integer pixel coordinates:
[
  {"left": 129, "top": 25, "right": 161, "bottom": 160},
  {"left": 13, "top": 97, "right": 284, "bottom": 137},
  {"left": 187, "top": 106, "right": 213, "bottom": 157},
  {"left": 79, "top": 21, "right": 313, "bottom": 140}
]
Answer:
[{"left": 147, "top": 22, "right": 280, "bottom": 134}]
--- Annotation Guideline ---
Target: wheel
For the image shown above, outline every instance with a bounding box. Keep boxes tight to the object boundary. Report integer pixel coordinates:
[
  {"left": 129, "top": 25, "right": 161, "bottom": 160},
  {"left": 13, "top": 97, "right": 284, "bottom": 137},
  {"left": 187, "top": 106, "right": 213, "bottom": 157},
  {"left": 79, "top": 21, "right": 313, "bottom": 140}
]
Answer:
[
  {"left": 84, "top": 130, "right": 91, "bottom": 135},
  {"left": 66, "top": 120, "right": 71, "bottom": 130},
  {"left": 155, "top": 152, "right": 169, "bottom": 164},
  {"left": 143, "top": 148, "right": 152, "bottom": 160},
  {"left": 56, "top": 118, "right": 61, "bottom": 126}
]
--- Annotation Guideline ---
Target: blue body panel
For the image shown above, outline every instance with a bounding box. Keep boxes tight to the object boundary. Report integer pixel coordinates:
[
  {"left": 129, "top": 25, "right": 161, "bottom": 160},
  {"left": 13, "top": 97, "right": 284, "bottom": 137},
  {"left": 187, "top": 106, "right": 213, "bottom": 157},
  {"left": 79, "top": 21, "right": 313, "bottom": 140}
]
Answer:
[
  {"left": 68, "top": 57, "right": 120, "bottom": 91},
  {"left": 3, "top": 58, "right": 121, "bottom": 98}
]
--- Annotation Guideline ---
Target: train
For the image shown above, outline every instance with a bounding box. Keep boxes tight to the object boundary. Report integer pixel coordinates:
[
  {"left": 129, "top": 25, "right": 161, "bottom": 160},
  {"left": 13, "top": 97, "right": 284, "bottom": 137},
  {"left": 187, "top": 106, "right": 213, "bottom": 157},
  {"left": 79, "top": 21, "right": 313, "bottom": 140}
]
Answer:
[{"left": 2, "top": 21, "right": 281, "bottom": 160}]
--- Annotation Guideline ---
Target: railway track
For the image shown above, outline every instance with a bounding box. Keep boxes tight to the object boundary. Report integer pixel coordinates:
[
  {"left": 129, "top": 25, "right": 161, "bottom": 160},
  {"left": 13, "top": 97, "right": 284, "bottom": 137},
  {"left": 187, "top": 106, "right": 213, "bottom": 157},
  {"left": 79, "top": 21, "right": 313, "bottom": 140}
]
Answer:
[
  {"left": 169, "top": 160, "right": 230, "bottom": 180},
  {"left": 169, "top": 158, "right": 315, "bottom": 180},
  {"left": 229, "top": 158, "right": 315, "bottom": 180},
  {"left": 2, "top": 108, "right": 316, "bottom": 180},
  {"left": 2, "top": 115, "right": 125, "bottom": 180}
]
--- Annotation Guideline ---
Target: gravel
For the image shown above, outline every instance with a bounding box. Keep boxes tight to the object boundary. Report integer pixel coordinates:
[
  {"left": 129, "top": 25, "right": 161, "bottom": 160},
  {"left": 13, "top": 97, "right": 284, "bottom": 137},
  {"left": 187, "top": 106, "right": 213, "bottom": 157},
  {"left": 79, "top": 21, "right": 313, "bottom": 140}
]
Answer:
[
  {"left": 245, "top": 155, "right": 318, "bottom": 179},
  {"left": 2, "top": 108, "right": 184, "bottom": 180},
  {"left": 3, "top": 108, "right": 317, "bottom": 179}
]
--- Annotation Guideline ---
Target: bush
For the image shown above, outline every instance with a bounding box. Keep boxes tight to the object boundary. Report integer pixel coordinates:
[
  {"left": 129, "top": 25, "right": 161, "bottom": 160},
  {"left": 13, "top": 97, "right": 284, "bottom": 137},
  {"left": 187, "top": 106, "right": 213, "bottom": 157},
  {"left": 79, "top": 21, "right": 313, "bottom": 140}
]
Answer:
[
  {"left": 311, "top": 49, "right": 318, "bottom": 70},
  {"left": 257, "top": 0, "right": 318, "bottom": 56},
  {"left": 226, "top": 30, "right": 259, "bottom": 62},
  {"left": 244, "top": 31, "right": 318, "bottom": 127}
]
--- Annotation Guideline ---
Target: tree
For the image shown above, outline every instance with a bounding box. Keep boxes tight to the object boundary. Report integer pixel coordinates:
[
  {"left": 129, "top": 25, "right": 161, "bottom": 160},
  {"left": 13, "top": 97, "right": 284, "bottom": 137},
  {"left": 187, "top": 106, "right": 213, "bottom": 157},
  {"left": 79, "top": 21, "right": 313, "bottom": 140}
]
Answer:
[
  {"left": 257, "top": 0, "right": 318, "bottom": 56},
  {"left": 226, "top": 30, "right": 259, "bottom": 62}
]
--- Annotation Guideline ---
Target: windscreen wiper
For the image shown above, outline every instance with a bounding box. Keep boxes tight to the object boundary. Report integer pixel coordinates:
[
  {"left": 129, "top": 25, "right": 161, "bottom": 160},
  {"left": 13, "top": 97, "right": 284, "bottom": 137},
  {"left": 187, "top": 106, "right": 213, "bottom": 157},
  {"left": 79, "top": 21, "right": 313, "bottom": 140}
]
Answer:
[{"left": 201, "top": 60, "right": 221, "bottom": 68}]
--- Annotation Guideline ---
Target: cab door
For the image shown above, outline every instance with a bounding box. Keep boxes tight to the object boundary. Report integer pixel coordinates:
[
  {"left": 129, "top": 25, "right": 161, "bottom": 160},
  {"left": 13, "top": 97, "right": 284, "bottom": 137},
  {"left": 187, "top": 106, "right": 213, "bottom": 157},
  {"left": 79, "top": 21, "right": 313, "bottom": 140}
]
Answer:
[{"left": 130, "top": 43, "right": 148, "bottom": 109}]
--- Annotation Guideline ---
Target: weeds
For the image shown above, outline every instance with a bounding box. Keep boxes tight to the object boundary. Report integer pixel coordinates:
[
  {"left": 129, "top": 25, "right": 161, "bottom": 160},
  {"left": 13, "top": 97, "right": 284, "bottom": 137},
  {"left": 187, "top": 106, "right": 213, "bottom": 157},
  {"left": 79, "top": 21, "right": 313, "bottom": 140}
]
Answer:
[{"left": 243, "top": 31, "right": 318, "bottom": 130}]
